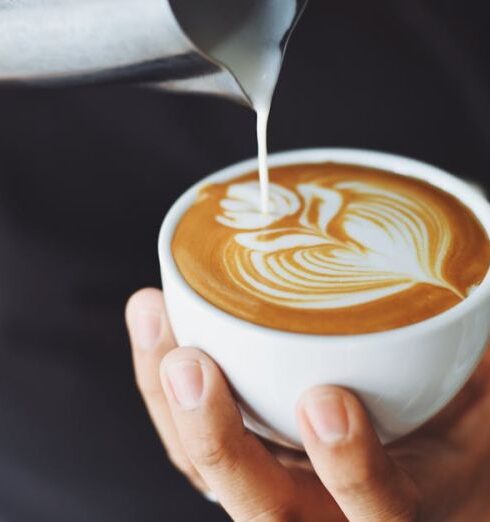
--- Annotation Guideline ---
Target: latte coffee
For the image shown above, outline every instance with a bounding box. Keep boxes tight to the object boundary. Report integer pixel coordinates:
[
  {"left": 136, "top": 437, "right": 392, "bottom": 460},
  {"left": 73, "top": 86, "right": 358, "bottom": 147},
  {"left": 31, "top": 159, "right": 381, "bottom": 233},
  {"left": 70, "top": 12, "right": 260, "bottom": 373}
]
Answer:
[{"left": 172, "top": 163, "right": 490, "bottom": 334}]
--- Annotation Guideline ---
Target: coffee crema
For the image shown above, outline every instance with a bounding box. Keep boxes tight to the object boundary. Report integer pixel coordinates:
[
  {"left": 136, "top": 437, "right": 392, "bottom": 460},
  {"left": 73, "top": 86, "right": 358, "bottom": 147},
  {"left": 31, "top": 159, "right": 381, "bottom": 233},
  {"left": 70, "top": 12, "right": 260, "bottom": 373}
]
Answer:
[{"left": 172, "top": 163, "right": 490, "bottom": 334}]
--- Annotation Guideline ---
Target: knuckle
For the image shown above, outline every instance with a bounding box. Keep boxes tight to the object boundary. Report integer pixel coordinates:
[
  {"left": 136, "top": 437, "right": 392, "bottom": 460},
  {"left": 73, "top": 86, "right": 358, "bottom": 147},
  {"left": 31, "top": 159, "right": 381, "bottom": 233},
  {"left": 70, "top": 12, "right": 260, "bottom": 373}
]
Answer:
[
  {"left": 378, "top": 504, "right": 421, "bottom": 522},
  {"left": 335, "top": 460, "right": 385, "bottom": 495},
  {"left": 332, "top": 459, "right": 421, "bottom": 522},
  {"left": 246, "top": 502, "right": 299, "bottom": 522},
  {"left": 185, "top": 432, "right": 235, "bottom": 471}
]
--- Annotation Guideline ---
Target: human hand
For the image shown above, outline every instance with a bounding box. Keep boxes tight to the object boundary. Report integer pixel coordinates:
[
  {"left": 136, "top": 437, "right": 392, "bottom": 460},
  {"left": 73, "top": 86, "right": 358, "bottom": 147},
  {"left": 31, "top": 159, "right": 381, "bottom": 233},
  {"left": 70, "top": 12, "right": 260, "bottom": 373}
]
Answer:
[{"left": 126, "top": 288, "right": 490, "bottom": 521}]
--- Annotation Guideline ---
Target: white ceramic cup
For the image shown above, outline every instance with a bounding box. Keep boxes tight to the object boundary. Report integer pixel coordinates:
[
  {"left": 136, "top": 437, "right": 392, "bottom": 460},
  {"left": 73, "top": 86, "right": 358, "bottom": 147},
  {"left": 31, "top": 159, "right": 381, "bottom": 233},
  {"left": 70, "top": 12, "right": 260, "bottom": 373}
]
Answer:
[{"left": 159, "top": 148, "right": 490, "bottom": 448}]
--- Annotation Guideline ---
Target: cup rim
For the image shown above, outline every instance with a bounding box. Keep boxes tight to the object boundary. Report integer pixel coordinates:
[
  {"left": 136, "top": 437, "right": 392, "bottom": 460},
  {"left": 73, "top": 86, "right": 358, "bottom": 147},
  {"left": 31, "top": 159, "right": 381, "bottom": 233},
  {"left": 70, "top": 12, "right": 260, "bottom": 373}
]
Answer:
[{"left": 159, "top": 147, "right": 490, "bottom": 342}]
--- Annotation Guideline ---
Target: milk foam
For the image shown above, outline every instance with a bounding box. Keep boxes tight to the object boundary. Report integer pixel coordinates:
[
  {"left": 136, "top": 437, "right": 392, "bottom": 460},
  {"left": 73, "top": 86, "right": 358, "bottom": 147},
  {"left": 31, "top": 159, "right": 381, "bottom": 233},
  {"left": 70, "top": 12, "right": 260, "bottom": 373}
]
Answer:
[
  {"left": 199, "top": 1, "right": 297, "bottom": 215},
  {"left": 217, "top": 181, "right": 300, "bottom": 229},
  {"left": 173, "top": 163, "right": 490, "bottom": 334},
  {"left": 217, "top": 179, "right": 461, "bottom": 309},
  {"left": 1, "top": 0, "right": 294, "bottom": 217}
]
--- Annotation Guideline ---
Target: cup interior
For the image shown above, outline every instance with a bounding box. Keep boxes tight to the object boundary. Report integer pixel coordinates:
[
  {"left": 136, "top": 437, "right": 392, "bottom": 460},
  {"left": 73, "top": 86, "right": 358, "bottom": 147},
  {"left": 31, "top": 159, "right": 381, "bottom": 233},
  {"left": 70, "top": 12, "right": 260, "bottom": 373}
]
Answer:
[{"left": 159, "top": 148, "right": 490, "bottom": 341}]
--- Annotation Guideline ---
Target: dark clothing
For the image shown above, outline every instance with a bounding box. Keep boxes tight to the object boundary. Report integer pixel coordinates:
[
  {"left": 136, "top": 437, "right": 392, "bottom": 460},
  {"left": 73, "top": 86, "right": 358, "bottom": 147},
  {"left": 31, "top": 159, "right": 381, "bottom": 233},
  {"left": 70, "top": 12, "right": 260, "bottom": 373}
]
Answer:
[{"left": 0, "top": 2, "right": 489, "bottom": 521}]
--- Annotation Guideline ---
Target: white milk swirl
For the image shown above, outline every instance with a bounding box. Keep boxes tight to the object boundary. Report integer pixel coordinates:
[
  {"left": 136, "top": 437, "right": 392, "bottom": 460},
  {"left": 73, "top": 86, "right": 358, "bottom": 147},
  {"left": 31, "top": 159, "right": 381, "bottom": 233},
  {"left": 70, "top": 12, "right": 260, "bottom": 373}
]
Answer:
[{"left": 216, "top": 180, "right": 462, "bottom": 309}]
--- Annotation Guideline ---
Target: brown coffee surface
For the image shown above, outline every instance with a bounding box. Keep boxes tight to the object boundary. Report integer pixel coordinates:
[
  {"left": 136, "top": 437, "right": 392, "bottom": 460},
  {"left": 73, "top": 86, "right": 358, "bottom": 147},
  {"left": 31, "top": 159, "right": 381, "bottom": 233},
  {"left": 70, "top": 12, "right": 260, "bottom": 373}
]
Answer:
[{"left": 172, "top": 163, "right": 490, "bottom": 334}]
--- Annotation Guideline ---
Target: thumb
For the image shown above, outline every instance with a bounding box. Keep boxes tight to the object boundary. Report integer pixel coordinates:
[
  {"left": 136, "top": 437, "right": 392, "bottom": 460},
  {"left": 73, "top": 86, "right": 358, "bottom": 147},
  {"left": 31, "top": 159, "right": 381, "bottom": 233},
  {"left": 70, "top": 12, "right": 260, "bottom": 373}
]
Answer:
[{"left": 297, "top": 387, "right": 419, "bottom": 522}]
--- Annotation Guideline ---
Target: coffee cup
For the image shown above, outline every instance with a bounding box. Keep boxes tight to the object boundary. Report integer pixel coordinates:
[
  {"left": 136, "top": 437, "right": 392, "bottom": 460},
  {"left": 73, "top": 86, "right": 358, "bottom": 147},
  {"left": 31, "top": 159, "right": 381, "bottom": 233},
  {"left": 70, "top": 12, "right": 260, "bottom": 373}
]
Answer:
[{"left": 159, "top": 148, "right": 490, "bottom": 448}]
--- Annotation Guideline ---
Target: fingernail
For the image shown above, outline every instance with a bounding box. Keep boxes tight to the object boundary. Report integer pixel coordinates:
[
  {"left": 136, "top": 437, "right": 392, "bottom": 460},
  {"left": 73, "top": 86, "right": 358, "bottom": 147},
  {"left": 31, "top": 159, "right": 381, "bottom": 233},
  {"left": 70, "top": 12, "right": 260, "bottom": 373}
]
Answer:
[
  {"left": 303, "top": 393, "right": 348, "bottom": 444},
  {"left": 165, "top": 360, "right": 204, "bottom": 410},
  {"left": 134, "top": 310, "right": 162, "bottom": 351}
]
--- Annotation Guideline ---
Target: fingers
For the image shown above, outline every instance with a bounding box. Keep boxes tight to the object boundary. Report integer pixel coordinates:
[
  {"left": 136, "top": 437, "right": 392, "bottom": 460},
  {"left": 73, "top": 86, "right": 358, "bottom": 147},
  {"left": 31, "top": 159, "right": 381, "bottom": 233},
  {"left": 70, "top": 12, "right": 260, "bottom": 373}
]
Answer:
[
  {"left": 126, "top": 289, "right": 204, "bottom": 490},
  {"left": 161, "top": 347, "right": 298, "bottom": 521},
  {"left": 297, "top": 387, "right": 419, "bottom": 522},
  {"left": 126, "top": 288, "right": 175, "bottom": 392}
]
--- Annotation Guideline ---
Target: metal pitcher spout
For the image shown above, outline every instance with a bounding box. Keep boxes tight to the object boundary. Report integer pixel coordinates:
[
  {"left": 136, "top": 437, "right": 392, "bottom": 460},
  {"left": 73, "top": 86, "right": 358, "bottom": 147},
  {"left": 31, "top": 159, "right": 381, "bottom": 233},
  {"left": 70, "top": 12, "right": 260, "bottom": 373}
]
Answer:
[{"left": 0, "top": 0, "right": 308, "bottom": 107}]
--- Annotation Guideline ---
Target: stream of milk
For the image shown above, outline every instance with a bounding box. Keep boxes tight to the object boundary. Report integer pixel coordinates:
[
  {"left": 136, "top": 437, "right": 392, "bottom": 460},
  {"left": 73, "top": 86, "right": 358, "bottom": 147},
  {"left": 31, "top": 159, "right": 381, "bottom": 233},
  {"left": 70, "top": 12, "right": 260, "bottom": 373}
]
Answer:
[
  {"left": 183, "top": 0, "right": 297, "bottom": 214},
  {"left": 0, "top": 0, "right": 297, "bottom": 214}
]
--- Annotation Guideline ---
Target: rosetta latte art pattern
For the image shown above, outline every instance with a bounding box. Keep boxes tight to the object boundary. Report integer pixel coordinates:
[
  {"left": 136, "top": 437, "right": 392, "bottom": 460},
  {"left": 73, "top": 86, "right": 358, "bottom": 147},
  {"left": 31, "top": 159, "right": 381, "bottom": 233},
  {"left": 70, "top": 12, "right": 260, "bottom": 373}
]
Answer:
[
  {"left": 217, "top": 180, "right": 462, "bottom": 309},
  {"left": 172, "top": 163, "right": 490, "bottom": 334}
]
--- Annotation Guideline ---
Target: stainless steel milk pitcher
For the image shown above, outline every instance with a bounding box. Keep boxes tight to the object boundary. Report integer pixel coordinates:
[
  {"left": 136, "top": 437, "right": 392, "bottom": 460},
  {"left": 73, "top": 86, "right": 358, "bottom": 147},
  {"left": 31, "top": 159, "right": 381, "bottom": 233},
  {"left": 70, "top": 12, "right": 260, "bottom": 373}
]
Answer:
[{"left": 0, "top": 0, "right": 308, "bottom": 106}]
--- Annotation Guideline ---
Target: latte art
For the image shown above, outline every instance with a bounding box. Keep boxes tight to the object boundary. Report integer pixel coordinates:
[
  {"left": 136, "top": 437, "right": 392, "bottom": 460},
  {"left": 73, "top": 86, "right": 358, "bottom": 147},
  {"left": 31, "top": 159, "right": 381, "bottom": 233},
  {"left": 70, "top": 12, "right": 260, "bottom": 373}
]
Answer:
[
  {"left": 172, "top": 163, "right": 490, "bottom": 334},
  {"left": 221, "top": 179, "right": 463, "bottom": 310}
]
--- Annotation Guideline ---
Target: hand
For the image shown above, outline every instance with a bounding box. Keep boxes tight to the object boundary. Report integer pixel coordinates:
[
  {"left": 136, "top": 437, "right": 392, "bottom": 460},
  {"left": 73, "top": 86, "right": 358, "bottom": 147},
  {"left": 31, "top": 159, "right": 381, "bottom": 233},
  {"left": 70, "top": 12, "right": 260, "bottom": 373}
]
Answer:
[{"left": 126, "top": 288, "right": 490, "bottom": 521}]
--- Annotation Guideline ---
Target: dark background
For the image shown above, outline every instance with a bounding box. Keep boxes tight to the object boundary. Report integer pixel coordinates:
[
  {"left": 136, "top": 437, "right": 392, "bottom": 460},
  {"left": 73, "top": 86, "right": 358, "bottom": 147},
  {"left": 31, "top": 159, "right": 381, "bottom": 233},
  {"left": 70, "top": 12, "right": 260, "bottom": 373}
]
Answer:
[{"left": 0, "top": 1, "right": 489, "bottom": 521}]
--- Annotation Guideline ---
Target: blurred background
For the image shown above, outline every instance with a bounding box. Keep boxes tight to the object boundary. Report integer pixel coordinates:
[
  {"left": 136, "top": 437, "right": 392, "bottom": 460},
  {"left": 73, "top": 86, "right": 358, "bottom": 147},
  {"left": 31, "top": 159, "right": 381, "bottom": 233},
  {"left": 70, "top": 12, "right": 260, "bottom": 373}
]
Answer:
[{"left": 0, "top": 1, "right": 489, "bottom": 521}]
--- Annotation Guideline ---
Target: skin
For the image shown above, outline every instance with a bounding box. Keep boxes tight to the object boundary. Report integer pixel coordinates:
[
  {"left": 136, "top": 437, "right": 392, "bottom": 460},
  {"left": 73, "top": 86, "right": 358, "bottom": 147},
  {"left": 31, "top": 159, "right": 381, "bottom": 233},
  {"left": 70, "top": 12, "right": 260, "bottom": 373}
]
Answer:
[{"left": 126, "top": 288, "right": 490, "bottom": 522}]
